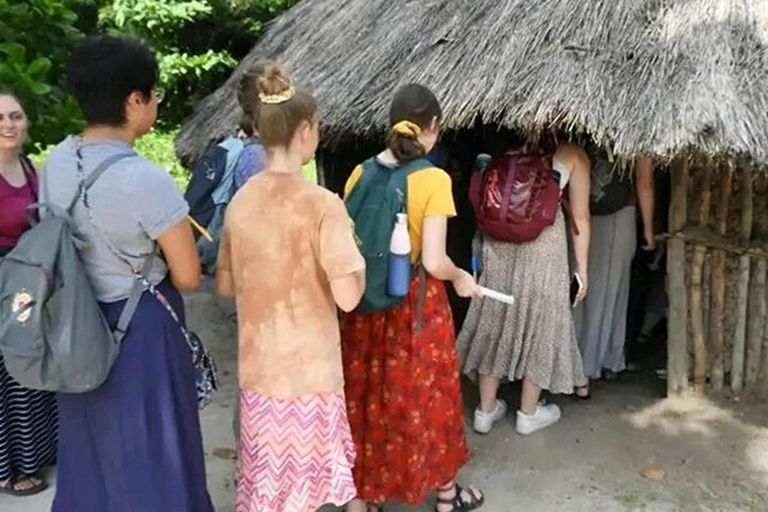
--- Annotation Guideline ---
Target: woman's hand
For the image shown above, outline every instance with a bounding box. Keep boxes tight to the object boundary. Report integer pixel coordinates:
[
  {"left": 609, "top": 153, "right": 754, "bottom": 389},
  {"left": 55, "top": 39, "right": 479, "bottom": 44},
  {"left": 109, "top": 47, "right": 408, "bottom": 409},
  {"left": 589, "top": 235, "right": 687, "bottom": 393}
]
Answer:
[
  {"left": 452, "top": 269, "right": 480, "bottom": 298},
  {"left": 642, "top": 229, "right": 656, "bottom": 251},
  {"left": 575, "top": 270, "right": 588, "bottom": 304}
]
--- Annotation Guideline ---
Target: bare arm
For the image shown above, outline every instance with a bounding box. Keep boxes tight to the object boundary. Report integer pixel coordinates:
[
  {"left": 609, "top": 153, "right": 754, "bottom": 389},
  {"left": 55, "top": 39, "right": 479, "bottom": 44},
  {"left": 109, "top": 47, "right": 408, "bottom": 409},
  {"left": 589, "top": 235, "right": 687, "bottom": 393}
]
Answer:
[
  {"left": 320, "top": 196, "right": 366, "bottom": 312},
  {"left": 215, "top": 269, "right": 235, "bottom": 299},
  {"left": 213, "top": 222, "right": 235, "bottom": 298},
  {"left": 635, "top": 156, "right": 655, "bottom": 250},
  {"left": 330, "top": 270, "right": 365, "bottom": 313},
  {"left": 422, "top": 215, "right": 478, "bottom": 297},
  {"left": 557, "top": 144, "right": 591, "bottom": 302},
  {"left": 157, "top": 218, "right": 201, "bottom": 292}
]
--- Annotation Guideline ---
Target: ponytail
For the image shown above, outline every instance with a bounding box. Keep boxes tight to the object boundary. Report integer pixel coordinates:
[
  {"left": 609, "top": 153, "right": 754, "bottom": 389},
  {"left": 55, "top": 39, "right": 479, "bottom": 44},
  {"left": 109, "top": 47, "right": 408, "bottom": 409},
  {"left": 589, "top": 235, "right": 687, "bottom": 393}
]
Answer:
[
  {"left": 386, "top": 120, "right": 426, "bottom": 162},
  {"left": 387, "top": 84, "right": 442, "bottom": 163}
]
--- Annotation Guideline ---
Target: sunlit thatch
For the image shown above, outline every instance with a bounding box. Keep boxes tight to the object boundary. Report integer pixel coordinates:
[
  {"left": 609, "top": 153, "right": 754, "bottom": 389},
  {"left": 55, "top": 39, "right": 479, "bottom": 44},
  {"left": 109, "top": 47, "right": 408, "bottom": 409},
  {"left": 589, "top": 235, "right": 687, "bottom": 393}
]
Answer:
[{"left": 177, "top": 0, "right": 768, "bottom": 166}]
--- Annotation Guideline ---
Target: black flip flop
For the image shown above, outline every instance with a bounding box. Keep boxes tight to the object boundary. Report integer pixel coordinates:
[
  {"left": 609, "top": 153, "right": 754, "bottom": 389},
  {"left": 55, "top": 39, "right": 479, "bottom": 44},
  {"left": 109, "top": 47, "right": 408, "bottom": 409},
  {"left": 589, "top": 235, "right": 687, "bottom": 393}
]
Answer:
[
  {"left": 0, "top": 474, "right": 49, "bottom": 497},
  {"left": 574, "top": 386, "right": 591, "bottom": 401},
  {"left": 435, "top": 484, "right": 484, "bottom": 512}
]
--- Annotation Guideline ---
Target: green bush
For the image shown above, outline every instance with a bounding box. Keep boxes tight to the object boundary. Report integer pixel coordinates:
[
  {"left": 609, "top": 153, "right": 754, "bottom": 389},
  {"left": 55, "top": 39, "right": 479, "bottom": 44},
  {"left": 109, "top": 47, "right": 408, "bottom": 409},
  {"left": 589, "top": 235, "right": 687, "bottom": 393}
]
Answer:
[
  {"left": 0, "top": 0, "right": 85, "bottom": 151},
  {"left": 29, "top": 129, "right": 189, "bottom": 190},
  {"left": 135, "top": 129, "right": 189, "bottom": 189},
  {"left": 6, "top": 0, "right": 301, "bottom": 152},
  {"left": 77, "top": 0, "right": 302, "bottom": 127}
]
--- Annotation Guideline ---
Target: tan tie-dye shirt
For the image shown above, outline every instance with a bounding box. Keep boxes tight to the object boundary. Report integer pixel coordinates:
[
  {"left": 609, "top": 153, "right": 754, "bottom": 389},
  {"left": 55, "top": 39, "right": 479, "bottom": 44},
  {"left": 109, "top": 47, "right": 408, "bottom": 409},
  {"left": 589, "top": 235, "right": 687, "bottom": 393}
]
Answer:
[{"left": 218, "top": 172, "right": 364, "bottom": 397}]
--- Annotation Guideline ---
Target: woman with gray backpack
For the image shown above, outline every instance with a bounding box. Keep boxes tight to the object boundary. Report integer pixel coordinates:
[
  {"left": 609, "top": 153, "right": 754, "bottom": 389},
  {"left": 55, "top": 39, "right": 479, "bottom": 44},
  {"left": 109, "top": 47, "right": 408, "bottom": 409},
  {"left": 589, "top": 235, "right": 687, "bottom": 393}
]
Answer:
[
  {"left": 0, "top": 90, "right": 57, "bottom": 497},
  {"left": 40, "top": 36, "right": 214, "bottom": 512}
]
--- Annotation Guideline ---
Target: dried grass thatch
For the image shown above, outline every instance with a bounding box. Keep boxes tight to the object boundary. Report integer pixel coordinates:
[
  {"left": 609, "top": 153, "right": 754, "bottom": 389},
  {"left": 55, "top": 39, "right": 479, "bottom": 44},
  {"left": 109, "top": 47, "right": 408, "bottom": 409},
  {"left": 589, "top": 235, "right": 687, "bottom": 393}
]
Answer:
[{"left": 176, "top": 0, "right": 768, "bottom": 166}]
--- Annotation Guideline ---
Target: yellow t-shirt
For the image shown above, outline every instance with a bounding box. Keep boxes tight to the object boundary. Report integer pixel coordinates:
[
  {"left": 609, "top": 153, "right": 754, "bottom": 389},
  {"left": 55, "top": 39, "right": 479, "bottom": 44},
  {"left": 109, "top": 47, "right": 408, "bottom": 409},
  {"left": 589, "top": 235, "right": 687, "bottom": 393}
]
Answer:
[{"left": 344, "top": 160, "right": 457, "bottom": 263}]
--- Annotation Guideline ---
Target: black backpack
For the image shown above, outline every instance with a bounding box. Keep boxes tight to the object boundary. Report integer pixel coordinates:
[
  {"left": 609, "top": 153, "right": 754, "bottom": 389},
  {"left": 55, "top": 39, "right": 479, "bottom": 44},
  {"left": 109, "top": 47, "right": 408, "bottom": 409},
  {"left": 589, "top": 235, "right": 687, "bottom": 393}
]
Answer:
[
  {"left": 184, "top": 137, "right": 246, "bottom": 275},
  {"left": 588, "top": 148, "right": 633, "bottom": 216}
]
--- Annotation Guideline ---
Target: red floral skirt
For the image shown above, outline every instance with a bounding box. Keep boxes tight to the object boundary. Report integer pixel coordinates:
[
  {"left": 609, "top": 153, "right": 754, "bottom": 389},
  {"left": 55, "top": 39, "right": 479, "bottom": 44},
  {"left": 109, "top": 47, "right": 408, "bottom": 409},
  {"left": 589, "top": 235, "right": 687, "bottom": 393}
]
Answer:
[{"left": 341, "top": 274, "right": 469, "bottom": 505}]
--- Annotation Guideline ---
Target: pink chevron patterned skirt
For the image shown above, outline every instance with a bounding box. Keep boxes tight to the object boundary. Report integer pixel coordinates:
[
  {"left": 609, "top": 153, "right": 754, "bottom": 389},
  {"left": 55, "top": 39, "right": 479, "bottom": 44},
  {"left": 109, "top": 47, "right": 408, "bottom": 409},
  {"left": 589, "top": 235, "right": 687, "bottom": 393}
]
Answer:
[{"left": 236, "top": 390, "right": 357, "bottom": 512}]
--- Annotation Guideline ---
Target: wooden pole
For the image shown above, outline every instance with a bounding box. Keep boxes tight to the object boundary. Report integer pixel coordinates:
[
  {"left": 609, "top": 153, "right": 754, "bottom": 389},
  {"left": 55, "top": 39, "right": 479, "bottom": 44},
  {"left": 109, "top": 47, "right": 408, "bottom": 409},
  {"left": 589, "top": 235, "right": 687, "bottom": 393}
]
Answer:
[
  {"left": 746, "top": 174, "right": 767, "bottom": 387},
  {"left": 710, "top": 163, "right": 733, "bottom": 392},
  {"left": 667, "top": 158, "right": 690, "bottom": 396},
  {"left": 732, "top": 165, "right": 754, "bottom": 393},
  {"left": 703, "top": 253, "right": 712, "bottom": 344},
  {"left": 690, "top": 162, "right": 712, "bottom": 394},
  {"left": 760, "top": 304, "right": 768, "bottom": 399}
]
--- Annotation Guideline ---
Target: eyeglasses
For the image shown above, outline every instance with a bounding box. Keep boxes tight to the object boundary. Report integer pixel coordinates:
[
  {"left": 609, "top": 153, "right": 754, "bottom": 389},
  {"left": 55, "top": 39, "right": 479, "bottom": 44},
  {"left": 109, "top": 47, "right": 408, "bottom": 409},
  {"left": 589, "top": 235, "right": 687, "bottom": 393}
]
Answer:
[{"left": 153, "top": 88, "right": 166, "bottom": 104}]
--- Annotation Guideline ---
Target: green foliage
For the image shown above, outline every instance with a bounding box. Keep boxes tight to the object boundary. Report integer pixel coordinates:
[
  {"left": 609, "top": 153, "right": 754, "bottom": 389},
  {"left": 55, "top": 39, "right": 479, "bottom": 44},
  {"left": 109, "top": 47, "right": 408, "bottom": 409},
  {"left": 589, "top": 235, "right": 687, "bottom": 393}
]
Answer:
[
  {"left": 30, "top": 129, "right": 188, "bottom": 190},
  {"left": 88, "top": 0, "right": 301, "bottom": 126},
  {"left": 0, "top": 0, "right": 85, "bottom": 151},
  {"left": 134, "top": 129, "right": 189, "bottom": 189},
  {"left": 5, "top": 0, "right": 301, "bottom": 150},
  {"left": 105, "top": 0, "right": 212, "bottom": 38}
]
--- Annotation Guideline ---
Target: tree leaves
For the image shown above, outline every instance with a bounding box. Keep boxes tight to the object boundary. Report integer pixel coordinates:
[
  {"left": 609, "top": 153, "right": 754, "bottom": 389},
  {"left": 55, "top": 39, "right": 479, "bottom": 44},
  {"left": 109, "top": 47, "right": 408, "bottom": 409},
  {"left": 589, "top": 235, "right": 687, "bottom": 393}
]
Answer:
[{"left": 0, "top": 0, "right": 84, "bottom": 152}]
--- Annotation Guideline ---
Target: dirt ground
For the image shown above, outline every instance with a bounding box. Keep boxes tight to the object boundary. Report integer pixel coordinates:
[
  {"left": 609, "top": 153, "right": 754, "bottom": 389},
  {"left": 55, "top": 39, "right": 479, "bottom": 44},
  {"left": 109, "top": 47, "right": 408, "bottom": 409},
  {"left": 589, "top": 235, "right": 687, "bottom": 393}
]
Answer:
[{"left": 8, "top": 290, "right": 768, "bottom": 512}]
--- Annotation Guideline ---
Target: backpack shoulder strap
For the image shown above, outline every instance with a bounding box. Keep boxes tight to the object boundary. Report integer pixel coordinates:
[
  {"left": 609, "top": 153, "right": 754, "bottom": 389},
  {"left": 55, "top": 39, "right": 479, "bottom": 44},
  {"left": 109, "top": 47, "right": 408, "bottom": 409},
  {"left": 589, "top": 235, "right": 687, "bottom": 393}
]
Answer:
[
  {"left": 396, "top": 157, "right": 434, "bottom": 175},
  {"left": 113, "top": 255, "right": 153, "bottom": 343},
  {"left": 346, "top": 157, "right": 387, "bottom": 196},
  {"left": 66, "top": 153, "right": 134, "bottom": 213}
]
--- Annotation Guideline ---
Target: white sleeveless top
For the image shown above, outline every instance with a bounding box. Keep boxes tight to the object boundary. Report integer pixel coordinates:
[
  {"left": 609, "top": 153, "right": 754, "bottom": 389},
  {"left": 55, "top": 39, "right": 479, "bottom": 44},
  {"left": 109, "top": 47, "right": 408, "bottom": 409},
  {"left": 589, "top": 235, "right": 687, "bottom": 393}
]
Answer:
[{"left": 553, "top": 158, "right": 571, "bottom": 190}]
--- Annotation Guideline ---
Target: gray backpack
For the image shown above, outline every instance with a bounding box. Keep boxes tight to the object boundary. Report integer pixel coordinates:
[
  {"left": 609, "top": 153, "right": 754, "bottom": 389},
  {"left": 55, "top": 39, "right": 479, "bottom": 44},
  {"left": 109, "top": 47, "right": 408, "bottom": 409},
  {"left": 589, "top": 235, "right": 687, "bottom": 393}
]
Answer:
[{"left": 0, "top": 154, "right": 147, "bottom": 393}]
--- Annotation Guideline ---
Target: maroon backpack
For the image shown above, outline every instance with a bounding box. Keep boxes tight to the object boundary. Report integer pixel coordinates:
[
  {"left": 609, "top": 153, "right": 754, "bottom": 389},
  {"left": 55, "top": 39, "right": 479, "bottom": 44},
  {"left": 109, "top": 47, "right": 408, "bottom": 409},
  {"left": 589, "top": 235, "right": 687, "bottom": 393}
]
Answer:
[{"left": 469, "top": 152, "right": 562, "bottom": 244}]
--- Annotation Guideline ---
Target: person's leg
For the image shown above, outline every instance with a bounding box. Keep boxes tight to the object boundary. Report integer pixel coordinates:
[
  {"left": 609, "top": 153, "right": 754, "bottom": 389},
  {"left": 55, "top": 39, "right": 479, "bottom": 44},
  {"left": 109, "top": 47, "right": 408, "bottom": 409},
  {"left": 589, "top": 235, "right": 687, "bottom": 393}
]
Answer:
[
  {"left": 478, "top": 374, "right": 500, "bottom": 412},
  {"left": 575, "top": 380, "right": 591, "bottom": 398},
  {"left": 516, "top": 378, "right": 561, "bottom": 435},
  {"left": 436, "top": 478, "right": 484, "bottom": 512},
  {"left": 640, "top": 312, "right": 662, "bottom": 340},
  {"left": 473, "top": 374, "right": 507, "bottom": 434},
  {"left": 0, "top": 473, "right": 48, "bottom": 496},
  {"left": 520, "top": 378, "right": 541, "bottom": 414}
]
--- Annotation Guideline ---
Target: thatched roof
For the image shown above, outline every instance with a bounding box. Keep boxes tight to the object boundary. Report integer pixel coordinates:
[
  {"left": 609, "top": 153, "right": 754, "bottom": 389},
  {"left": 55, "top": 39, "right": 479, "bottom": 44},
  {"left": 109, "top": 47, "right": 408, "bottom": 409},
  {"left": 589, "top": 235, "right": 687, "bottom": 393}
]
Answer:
[{"left": 176, "top": 0, "right": 768, "bottom": 166}]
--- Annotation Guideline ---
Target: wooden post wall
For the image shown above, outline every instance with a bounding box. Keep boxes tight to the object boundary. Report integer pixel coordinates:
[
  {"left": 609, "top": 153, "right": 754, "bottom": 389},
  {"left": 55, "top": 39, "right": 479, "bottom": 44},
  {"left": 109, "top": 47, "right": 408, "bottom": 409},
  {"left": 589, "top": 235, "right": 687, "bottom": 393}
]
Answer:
[
  {"left": 747, "top": 174, "right": 767, "bottom": 387},
  {"left": 690, "top": 163, "right": 711, "bottom": 394},
  {"left": 732, "top": 167, "right": 753, "bottom": 393},
  {"left": 710, "top": 164, "right": 733, "bottom": 392},
  {"left": 667, "top": 159, "right": 690, "bottom": 396}
]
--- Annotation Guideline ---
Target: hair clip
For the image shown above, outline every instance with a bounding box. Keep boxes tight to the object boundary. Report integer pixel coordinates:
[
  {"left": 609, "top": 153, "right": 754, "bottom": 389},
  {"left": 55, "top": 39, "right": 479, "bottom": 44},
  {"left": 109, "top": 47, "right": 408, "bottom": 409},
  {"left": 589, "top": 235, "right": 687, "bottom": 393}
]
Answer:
[
  {"left": 259, "top": 86, "right": 296, "bottom": 105},
  {"left": 392, "top": 120, "right": 421, "bottom": 138}
]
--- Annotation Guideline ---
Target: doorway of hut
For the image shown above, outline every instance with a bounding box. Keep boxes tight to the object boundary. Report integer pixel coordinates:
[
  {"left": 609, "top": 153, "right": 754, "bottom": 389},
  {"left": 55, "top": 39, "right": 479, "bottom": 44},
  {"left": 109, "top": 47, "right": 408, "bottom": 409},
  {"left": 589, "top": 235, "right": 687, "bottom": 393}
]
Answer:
[{"left": 319, "top": 123, "right": 671, "bottom": 396}]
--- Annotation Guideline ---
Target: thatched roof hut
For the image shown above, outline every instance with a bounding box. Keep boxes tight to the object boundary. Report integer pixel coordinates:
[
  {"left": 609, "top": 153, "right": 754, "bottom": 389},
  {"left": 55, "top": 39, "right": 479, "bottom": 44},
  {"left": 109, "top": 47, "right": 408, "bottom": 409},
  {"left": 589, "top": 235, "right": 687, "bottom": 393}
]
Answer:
[
  {"left": 177, "top": 0, "right": 768, "bottom": 400},
  {"left": 176, "top": 0, "right": 768, "bottom": 166}
]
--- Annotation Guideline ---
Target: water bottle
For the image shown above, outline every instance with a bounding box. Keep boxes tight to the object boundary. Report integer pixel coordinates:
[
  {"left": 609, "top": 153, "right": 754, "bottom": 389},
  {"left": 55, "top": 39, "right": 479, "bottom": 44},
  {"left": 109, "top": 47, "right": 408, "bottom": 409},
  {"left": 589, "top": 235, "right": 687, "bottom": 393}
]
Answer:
[
  {"left": 387, "top": 213, "right": 411, "bottom": 297},
  {"left": 474, "top": 153, "right": 492, "bottom": 173},
  {"left": 471, "top": 153, "right": 491, "bottom": 277}
]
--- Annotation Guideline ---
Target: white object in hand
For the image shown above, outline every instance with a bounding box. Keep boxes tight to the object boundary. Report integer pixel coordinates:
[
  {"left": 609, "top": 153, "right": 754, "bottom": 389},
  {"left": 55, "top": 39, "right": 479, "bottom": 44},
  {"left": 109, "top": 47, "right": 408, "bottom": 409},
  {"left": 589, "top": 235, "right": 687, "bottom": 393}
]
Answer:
[{"left": 479, "top": 286, "right": 515, "bottom": 305}]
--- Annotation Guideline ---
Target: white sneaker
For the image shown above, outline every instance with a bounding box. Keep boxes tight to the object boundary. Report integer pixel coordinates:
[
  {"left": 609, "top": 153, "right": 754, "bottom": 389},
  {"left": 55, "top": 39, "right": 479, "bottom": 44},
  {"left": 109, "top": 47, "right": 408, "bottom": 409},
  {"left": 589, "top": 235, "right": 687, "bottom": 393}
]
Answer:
[
  {"left": 473, "top": 399, "right": 508, "bottom": 434},
  {"left": 516, "top": 403, "right": 562, "bottom": 435}
]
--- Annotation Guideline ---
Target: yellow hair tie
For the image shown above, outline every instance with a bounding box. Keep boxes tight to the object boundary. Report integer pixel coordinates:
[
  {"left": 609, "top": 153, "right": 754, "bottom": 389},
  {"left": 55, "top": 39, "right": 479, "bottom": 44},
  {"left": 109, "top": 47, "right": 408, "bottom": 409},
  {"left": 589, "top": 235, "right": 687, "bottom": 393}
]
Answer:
[{"left": 392, "top": 121, "right": 421, "bottom": 138}]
